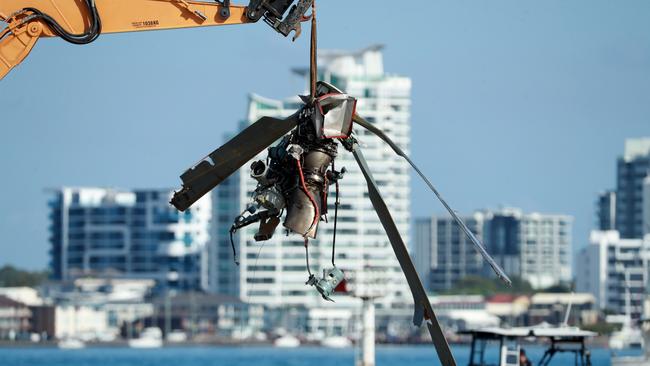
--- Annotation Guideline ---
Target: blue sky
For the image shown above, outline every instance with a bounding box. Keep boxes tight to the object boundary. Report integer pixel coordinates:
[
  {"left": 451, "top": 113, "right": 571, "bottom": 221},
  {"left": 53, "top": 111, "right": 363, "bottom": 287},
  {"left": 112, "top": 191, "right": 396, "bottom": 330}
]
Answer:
[{"left": 0, "top": 1, "right": 649, "bottom": 269}]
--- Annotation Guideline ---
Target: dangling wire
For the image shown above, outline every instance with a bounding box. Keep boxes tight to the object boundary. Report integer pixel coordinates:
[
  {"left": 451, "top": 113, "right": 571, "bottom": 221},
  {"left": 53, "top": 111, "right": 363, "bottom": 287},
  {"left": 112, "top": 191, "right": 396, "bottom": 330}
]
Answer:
[
  {"left": 331, "top": 162, "right": 340, "bottom": 266},
  {"left": 244, "top": 240, "right": 267, "bottom": 335},
  {"left": 229, "top": 229, "right": 239, "bottom": 265},
  {"left": 304, "top": 238, "right": 313, "bottom": 277}
]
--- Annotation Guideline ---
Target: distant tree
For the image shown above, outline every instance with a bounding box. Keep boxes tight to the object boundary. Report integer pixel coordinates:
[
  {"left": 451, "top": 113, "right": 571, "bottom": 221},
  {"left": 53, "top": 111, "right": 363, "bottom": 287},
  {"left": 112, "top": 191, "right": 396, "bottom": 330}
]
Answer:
[
  {"left": 582, "top": 322, "right": 621, "bottom": 335},
  {"left": 441, "top": 276, "right": 496, "bottom": 295},
  {"left": 508, "top": 277, "right": 534, "bottom": 294},
  {"left": 0, "top": 265, "right": 49, "bottom": 287},
  {"left": 603, "top": 308, "right": 619, "bottom": 316},
  {"left": 441, "top": 275, "right": 534, "bottom": 296},
  {"left": 539, "top": 282, "right": 573, "bottom": 293}
]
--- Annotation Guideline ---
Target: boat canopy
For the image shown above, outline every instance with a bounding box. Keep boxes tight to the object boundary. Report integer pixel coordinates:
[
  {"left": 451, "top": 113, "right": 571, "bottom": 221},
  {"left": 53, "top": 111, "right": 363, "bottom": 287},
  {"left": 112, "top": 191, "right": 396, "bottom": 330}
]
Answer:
[
  {"left": 460, "top": 325, "right": 597, "bottom": 366},
  {"left": 460, "top": 325, "right": 597, "bottom": 339}
]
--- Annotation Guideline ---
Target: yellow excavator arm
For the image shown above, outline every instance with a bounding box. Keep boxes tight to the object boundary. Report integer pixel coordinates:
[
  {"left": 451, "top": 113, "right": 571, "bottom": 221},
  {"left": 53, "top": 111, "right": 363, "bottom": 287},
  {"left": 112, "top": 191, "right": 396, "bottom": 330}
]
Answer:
[{"left": 0, "top": 0, "right": 311, "bottom": 81}]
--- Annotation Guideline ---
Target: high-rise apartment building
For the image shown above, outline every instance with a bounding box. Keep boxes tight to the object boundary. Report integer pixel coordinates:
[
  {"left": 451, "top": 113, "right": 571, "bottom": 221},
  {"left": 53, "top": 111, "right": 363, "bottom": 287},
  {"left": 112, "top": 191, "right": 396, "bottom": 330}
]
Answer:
[
  {"left": 210, "top": 46, "right": 412, "bottom": 315},
  {"left": 414, "top": 214, "right": 486, "bottom": 292},
  {"left": 576, "top": 230, "right": 650, "bottom": 320},
  {"left": 414, "top": 208, "right": 572, "bottom": 291},
  {"left": 483, "top": 209, "right": 522, "bottom": 279},
  {"left": 596, "top": 190, "right": 617, "bottom": 231},
  {"left": 643, "top": 175, "right": 650, "bottom": 236},
  {"left": 481, "top": 209, "right": 574, "bottom": 289},
  {"left": 49, "top": 188, "right": 211, "bottom": 292},
  {"left": 616, "top": 138, "right": 650, "bottom": 239}
]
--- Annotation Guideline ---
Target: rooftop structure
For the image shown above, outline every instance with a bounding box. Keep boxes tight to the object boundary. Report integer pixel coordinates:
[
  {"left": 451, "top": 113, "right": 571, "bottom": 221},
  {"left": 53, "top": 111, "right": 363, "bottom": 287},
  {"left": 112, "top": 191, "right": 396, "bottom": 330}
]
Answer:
[
  {"left": 528, "top": 293, "right": 598, "bottom": 326},
  {"left": 0, "top": 287, "right": 42, "bottom": 306},
  {"left": 624, "top": 138, "right": 650, "bottom": 162},
  {"left": 0, "top": 295, "right": 31, "bottom": 340}
]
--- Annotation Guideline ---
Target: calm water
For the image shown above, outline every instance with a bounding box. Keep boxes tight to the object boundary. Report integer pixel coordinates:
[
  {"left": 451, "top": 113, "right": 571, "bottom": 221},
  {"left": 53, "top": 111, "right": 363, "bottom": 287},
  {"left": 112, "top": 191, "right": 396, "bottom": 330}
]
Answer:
[{"left": 0, "top": 345, "right": 616, "bottom": 366}]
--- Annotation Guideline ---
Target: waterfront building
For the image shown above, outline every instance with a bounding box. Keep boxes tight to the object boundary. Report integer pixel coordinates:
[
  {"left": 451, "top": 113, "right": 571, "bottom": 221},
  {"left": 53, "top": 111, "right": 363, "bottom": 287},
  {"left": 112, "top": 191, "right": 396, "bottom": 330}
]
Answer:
[
  {"left": 615, "top": 138, "right": 650, "bottom": 239},
  {"left": 54, "top": 303, "right": 109, "bottom": 340},
  {"left": 36, "top": 278, "right": 156, "bottom": 340},
  {"left": 414, "top": 208, "right": 572, "bottom": 291},
  {"left": 485, "top": 294, "right": 530, "bottom": 326},
  {"left": 210, "top": 45, "right": 412, "bottom": 334},
  {"left": 49, "top": 188, "right": 211, "bottom": 292},
  {"left": 0, "top": 295, "right": 31, "bottom": 340},
  {"left": 428, "top": 295, "right": 501, "bottom": 331},
  {"left": 527, "top": 293, "right": 598, "bottom": 326},
  {"left": 0, "top": 287, "right": 42, "bottom": 306},
  {"left": 575, "top": 230, "right": 650, "bottom": 320},
  {"left": 149, "top": 292, "right": 265, "bottom": 340}
]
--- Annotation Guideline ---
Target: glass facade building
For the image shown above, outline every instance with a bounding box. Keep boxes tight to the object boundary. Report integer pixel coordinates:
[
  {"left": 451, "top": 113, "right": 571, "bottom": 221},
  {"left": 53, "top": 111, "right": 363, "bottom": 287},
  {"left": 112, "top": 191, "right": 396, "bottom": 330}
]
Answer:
[
  {"left": 49, "top": 188, "right": 211, "bottom": 292},
  {"left": 414, "top": 214, "right": 486, "bottom": 292},
  {"left": 596, "top": 190, "right": 617, "bottom": 231},
  {"left": 615, "top": 138, "right": 650, "bottom": 239}
]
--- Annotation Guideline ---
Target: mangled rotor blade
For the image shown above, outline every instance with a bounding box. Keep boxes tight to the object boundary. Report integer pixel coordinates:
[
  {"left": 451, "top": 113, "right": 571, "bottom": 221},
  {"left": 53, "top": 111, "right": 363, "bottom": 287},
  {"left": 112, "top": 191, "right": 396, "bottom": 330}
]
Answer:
[
  {"left": 352, "top": 144, "right": 457, "bottom": 366},
  {"left": 353, "top": 114, "right": 512, "bottom": 287},
  {"left": 171, "top": 112, "right": 300, "bottom": 211}
]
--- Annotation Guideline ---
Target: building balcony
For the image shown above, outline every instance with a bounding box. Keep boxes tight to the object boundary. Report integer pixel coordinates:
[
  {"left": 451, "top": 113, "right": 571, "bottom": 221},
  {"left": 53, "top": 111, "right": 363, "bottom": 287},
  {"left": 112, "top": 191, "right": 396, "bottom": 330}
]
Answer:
[{"left": 157, "top": 242, "right": 194, "bottom": 257}]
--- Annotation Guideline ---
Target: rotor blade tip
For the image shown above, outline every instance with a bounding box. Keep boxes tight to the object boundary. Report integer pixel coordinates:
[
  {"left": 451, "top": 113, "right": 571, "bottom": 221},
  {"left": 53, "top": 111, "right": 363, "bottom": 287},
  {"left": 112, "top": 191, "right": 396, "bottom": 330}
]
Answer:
[{"left": 499, "top": 274, "right": 513, "bottom": 287}]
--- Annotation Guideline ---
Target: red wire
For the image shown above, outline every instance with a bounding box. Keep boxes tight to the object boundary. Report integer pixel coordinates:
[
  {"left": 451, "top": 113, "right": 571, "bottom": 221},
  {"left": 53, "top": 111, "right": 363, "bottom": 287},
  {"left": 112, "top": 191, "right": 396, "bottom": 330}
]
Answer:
[{"left": 296, "top": 159, "right": 320, "bottom": 237}]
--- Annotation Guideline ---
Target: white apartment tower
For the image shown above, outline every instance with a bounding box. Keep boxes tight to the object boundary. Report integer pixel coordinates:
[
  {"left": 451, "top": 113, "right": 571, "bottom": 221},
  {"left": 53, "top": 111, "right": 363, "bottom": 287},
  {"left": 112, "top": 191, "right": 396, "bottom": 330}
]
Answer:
[
  {"left": 514, "top": 210, "right": 573, "bottom": 289},
  {"left": 210, "top": 46, "right": 412, "bottom": 319},
  {"left": 576, "top": 230, "right": 650, "bottom": 320}
]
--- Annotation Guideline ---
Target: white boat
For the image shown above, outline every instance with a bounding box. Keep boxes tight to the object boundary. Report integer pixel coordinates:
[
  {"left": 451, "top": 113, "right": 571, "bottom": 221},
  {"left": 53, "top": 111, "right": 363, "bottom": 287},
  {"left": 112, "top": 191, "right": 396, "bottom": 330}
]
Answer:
[
  {"left": 612, "top": 356, "right": 650, "bottom": 366},
  {"left": 610, "top": 273, "right": 644, "bottom": 350},
  {"left": 57, "top": 338, "right": 86, "bottom": 349},
  {"left": 612, "top": 317, "right": 650, "bottom": 366},
  {"left": 320, "top": 336, "right": 352, "bottom": 348},
  {"left": 274, "top": 334, "right": 300, "bottom": 348},
  {"left": 128, "top": 327, "right": 163, "bottom": 349},
  {"left": 609, "top": 325, "right": 643, "bottom": 349},
  {"left": 166, "top": 330, "right": 188, "bottom": 343}
]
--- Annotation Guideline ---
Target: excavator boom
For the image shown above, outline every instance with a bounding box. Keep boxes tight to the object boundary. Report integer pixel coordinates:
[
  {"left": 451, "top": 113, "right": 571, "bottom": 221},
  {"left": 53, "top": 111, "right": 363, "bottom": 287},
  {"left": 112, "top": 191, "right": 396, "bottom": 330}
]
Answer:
[{"left": 0, "top": 0, "right": 310, "bottom": 80}]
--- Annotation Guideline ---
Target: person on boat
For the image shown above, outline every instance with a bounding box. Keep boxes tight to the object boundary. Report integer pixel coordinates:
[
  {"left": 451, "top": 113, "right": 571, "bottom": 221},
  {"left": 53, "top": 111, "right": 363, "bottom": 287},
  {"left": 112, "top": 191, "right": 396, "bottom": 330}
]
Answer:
[{"left": 519, "top": 349, "right": 532, "bottom": 366}]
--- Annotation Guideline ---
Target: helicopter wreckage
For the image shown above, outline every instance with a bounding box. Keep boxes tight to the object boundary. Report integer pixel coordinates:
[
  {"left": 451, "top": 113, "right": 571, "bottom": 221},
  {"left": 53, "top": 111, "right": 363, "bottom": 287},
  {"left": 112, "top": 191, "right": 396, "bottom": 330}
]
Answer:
[{"left": 170, "top": 81, "right": 512, "bottom": 366}]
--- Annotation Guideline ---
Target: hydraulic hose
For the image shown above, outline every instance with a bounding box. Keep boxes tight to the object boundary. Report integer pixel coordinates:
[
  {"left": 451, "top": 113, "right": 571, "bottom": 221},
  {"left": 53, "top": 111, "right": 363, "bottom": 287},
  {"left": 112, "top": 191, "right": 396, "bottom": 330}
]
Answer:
[{"left": 23, "top": 0, "right": 101, "bottom": 45}]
